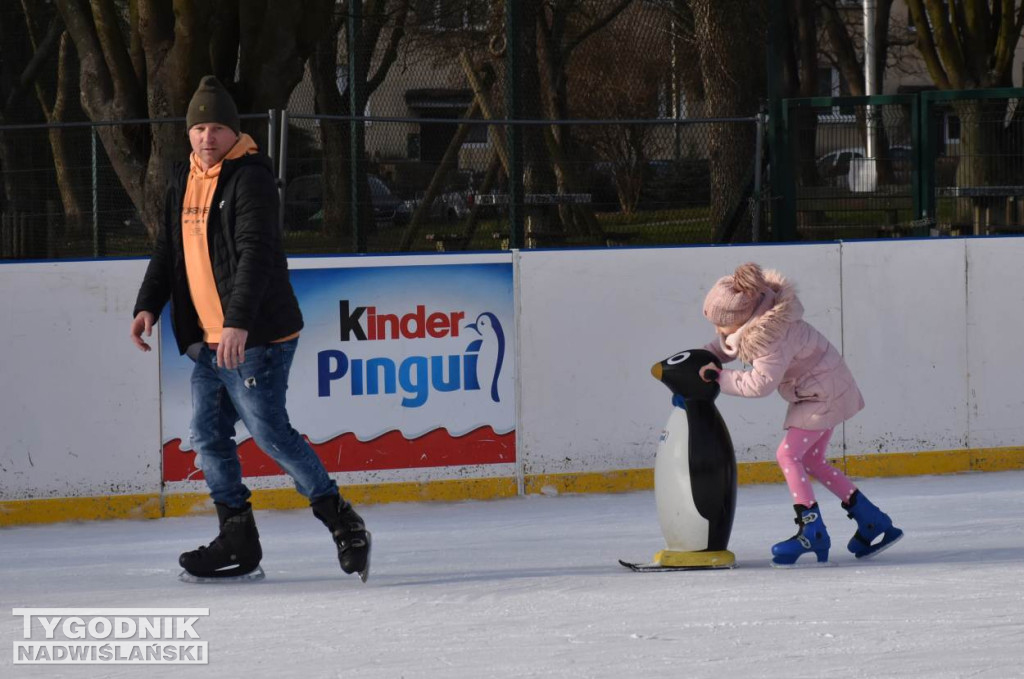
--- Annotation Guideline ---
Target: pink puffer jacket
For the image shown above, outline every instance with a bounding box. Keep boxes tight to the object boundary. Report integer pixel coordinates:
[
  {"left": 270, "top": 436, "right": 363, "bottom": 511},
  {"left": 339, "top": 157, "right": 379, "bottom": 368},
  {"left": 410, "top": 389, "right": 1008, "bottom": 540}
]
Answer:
[{"left": 703, "top": 270, "right": 864, "bottom": 431}]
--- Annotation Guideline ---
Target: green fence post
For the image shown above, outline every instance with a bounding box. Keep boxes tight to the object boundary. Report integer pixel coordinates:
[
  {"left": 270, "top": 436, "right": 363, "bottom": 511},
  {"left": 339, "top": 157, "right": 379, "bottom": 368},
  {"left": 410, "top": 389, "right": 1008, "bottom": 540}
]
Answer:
[
  {"left": 778, "top": 100, "right": 796, "bottom": 241},
  {"left": 918, "top": 91, "right": 936, "bottom": 233},
  {"left": 505, "top": 0, "right": 524, "bottom": 250},
  {"left": 766, "top": 0, "right": 792, "bottom": 241},
  {"left": 348, "top": 0, "right": 367, "bottom": 253},
  {"left": 910, "top": 94, "right": 933, "bottom": 236}
]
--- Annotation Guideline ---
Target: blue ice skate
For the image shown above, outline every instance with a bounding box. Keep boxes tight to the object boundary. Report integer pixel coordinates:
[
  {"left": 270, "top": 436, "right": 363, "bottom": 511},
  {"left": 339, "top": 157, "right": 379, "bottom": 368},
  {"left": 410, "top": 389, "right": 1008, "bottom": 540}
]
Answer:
[
  {"left": 771, "top": 503, "right": 831, "bottom": 568},
  {"left": 843, "top": 490, "right": 903, "bottom": 559}
]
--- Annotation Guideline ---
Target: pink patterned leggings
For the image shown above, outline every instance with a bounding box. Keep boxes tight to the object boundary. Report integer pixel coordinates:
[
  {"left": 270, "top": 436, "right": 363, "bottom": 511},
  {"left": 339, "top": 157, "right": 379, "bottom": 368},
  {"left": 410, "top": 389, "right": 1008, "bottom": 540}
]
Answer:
[{"left": 776, "top": 427, "right": 858, "bottom": 507}]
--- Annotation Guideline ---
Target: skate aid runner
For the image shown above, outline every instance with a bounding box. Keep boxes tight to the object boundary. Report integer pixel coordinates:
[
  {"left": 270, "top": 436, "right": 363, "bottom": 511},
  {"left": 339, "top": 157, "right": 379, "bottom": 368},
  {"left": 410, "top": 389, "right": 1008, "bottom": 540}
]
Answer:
[{"left": 698, "top": 262, "right": 903, "bottom": 567}]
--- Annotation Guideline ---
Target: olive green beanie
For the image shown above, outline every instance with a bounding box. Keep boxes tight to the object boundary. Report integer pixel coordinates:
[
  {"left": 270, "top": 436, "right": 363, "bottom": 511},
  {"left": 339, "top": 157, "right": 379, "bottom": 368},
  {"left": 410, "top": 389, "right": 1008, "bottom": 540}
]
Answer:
[{"left": 186, "top": 75, "right": 240, "bottom": 134}]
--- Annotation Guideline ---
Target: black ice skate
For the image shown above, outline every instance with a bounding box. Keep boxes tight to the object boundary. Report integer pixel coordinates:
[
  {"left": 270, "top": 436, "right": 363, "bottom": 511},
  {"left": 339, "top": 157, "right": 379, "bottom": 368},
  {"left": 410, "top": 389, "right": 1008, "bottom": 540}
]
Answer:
[
  {"left": 311, "top": 494, "right": 371, "bottom": 582},
  {"left": 179, "top": 502, "right": 265, "bottom": 583}
]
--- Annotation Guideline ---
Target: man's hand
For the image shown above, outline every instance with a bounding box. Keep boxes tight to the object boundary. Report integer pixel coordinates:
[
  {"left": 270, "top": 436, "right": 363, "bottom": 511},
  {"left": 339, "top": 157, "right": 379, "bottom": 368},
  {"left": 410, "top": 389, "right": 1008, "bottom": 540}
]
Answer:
[
  {"left": 130, "top": 311, "right": 157, "bottom": 352},
  {"left": 217, "top": 327, "right": 249, "bottom": 369}
]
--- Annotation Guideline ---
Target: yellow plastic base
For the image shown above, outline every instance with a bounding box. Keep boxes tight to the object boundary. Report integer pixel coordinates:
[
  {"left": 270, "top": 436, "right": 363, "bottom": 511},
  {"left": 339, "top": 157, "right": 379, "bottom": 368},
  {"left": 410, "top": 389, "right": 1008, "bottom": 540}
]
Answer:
[{"left": 654, "top": 549, "right": 736, "bottom": 569}]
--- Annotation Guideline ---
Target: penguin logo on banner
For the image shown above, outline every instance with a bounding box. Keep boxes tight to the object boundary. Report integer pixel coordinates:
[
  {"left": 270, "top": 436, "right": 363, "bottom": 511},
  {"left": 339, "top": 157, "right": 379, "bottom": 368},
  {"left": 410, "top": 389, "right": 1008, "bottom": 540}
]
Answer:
[{"left": 465, "top": 312, "right": 505, "bottom": 403}]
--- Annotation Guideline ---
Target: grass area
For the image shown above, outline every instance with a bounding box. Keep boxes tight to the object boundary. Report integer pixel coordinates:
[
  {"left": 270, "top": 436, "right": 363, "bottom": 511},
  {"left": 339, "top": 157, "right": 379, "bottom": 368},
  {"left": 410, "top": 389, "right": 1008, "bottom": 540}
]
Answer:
[{"left": 22, "top": 198, "right": 992, "bottom": 261}]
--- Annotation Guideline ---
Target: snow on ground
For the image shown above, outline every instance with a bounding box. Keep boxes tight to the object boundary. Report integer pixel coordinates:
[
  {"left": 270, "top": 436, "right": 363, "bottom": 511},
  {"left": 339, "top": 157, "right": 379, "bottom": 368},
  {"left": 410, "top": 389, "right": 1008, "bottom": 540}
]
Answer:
[{"left": 2, "top": 471, "right": 1023, "bottom": 679}]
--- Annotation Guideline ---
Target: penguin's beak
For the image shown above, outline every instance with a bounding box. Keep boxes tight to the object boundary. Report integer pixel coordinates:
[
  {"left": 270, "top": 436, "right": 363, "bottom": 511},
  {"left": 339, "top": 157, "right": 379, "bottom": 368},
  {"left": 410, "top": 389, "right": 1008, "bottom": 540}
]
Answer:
[{"left": 650, "top": 362, "right": 662, "bottom": 381}]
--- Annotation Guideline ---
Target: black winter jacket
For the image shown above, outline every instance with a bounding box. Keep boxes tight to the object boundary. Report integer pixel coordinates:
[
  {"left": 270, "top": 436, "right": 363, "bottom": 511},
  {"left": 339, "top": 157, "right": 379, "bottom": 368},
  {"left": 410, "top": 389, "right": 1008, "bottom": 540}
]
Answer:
[{"left": 133, "top": 152, "right": 303, "bottom": 355}]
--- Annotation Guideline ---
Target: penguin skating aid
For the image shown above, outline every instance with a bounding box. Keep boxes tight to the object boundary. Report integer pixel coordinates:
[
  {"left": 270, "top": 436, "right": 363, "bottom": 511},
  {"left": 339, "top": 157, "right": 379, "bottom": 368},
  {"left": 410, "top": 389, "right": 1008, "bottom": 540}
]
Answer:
[{"left": 621, "top": 349, "right": 738, "bottom": 572}]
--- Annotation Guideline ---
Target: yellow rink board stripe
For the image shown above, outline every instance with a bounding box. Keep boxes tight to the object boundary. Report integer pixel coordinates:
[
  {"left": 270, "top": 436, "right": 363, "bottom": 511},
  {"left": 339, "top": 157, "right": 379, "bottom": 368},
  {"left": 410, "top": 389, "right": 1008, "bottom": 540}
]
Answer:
[{"left": 2, "top": 447, "right": 1023, "bottom": 526}]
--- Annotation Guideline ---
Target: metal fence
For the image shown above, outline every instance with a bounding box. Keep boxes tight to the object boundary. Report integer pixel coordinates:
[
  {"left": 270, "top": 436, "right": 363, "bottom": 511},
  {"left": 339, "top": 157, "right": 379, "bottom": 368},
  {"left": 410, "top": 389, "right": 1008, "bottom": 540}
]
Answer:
[
  {"left": 4, "top": 88, "right": 1022, "bottom": 260},
  {"left": 777, "top": 88, "right": 1024, "bottom": 241},
  {"left": 4, "top": 0, "right": 763, "bottom": 260},
  {"left": 282, "top": 114, "right": 759, "bottom": 253},
  {"left": 0, "top": 113, "right": 759, "bottom": 258}
]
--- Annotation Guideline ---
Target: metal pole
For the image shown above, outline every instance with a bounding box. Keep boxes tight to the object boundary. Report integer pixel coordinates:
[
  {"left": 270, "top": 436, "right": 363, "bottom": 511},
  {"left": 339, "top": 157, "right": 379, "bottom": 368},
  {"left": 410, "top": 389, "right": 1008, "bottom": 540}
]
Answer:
[
  {"left": 767, "top": 0, "right": 791, "bottom": 240},
  {"left": 267, "top": 109, "right": 278, "bottom": 169},
  {"left": 348, "top": 0, "right": 367, "bottom": 253},
  {"left": 277, "top": 110, "right": 289, "bottom": 234},
  {"left": 671, "top": 13, "right": 681, "bottom": 161},
  {"left": 505, "top": 0, "right": 524, "bottom": 249},
  {"left": 752, "top": 112, "right": 766, "bottom": 242},
  {"left": 91, "top": 128, "right": 98, "bottom": 257},
  {"left": 863, "top": 0, "right": 877, "bottom": 158}
]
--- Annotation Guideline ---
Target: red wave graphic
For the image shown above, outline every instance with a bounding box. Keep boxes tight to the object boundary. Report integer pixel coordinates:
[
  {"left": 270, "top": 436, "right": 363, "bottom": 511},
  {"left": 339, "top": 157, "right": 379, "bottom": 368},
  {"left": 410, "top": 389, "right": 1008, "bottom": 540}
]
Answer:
[{"left": 162, "top": 426, "right": 515, "bottom": 482}]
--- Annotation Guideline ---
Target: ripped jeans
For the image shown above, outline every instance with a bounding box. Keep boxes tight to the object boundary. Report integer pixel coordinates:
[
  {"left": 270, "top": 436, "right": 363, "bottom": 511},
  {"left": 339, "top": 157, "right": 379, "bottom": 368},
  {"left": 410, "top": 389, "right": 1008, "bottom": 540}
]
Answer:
[{"left": 189, "top": 338, "right": 337, "bottom": 508}]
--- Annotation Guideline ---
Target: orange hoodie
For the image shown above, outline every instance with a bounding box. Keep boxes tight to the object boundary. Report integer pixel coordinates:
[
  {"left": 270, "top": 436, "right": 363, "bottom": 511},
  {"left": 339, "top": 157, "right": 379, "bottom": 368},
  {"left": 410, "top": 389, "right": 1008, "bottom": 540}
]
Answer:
[{"left": 181, "top": 134, "right": 258, "bottom": 344}]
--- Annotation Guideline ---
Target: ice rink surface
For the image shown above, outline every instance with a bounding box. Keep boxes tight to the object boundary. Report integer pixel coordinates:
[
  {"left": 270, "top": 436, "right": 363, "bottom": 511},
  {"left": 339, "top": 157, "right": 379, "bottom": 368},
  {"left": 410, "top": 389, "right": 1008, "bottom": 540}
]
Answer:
[{"left": 2, "top": 470, "right": 1022, "bottom": 679}]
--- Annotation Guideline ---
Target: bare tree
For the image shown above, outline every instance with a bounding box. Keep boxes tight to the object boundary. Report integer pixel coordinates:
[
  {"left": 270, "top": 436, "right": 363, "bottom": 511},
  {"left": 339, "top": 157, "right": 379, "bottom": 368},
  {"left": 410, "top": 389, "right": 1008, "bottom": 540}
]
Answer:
[
  {"left": 20, "top": 5, "right": 87, "bottom": 230},
  {"left": 906, "top": 0, "right": 1024, "bottom": 185},
  {"left": 55, "top": 0, "right": 336, "bottom": 239},
  {"left": 0, "top": 0, "right": 81, "bottom": 255},
  {"left": 571, "top": 3, "right": 667, "bottom": 214},
  {"left": 404, "top": 1, "right": 636, "bottom": 238},
  {"left": 311, "top": 0, "right": 410, "bottom": 246},
  {"left": 688, "top": 0, "right": 767, "bottom": 241}
]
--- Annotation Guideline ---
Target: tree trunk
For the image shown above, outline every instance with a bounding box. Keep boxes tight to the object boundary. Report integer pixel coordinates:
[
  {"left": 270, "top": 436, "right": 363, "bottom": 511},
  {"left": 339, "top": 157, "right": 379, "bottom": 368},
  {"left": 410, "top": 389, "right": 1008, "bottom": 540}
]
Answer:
[{"left": 690, "top": 0, "right": 766, "bottom": 242}]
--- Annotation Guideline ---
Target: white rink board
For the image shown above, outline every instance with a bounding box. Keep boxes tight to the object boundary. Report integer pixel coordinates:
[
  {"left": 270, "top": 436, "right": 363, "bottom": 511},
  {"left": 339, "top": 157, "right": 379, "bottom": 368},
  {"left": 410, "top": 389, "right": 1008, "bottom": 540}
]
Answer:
[
  {"left": 0, "top": 259, "right": 161, "bottom": 499},
  {"left": 841, "top": 240, "right": 969, "bottom": 454},
  {"left": 3, "top": 239, "right": 1024, "bottom": 505},
  {"left": 964, "top": 238, "right": 1024, "bottom": 449},
  {"left": 516, "top": 244, "right": 843, "bottom": 476}
]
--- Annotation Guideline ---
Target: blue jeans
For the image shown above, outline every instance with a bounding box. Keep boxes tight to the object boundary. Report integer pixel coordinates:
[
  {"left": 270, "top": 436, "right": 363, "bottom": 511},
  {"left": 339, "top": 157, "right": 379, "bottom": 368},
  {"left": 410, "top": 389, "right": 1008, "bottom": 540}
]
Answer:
[{"left": 190, "top": 338, "right": 337, "bottom": 508}]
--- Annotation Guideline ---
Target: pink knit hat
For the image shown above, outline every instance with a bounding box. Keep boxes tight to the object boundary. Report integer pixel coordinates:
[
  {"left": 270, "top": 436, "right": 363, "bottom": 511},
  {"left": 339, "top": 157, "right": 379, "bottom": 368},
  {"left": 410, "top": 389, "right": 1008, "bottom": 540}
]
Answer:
[{"left": 703, "top": 262, "right": 774, "bottom": 327}]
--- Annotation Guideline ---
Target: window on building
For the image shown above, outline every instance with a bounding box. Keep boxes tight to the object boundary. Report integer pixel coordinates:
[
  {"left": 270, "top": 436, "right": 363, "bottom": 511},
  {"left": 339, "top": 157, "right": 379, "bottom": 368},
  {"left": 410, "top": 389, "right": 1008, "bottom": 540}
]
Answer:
[
  {"left": 657, "top": 80, "right": 688, "bottom": 120},
  {"left": 816, "top": 66, "right": 855, "bottom": 120},
  {"left": 944, "top": 113, "right": 961, "bottom": 144},
  {"left": 336, "top": 66, "right": 372, "bottom": 123}
]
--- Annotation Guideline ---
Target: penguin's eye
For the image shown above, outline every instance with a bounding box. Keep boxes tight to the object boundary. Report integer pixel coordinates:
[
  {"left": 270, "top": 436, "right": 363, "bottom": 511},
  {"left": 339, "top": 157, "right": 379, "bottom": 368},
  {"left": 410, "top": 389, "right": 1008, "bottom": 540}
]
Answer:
[{"left": 666, "top": 351, "right": 690, "bottom": 365}]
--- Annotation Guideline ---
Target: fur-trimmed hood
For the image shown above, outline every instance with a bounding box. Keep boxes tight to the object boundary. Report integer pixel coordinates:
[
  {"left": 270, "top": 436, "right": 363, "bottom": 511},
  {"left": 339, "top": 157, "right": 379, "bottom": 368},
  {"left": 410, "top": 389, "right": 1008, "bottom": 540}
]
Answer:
[{"left": 732, "top": 269, "right": 803, "bottom": 363}]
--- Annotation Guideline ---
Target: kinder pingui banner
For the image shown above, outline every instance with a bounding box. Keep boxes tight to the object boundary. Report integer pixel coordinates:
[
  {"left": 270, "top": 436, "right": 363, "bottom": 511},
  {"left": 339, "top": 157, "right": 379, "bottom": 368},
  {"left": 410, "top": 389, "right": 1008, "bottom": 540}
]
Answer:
[{"left": 160, "top": 258, "right": 516, "bottom": 485}]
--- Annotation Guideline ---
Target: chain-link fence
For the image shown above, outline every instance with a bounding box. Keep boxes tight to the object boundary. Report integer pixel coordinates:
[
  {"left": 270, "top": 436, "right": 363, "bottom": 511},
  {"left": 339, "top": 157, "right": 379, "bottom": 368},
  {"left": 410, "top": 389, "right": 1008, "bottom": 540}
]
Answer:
[
  {"left": 779, "top": 89, "right": 1024, "bottom": 241},
  {"left": 4, "top": 0, "right": 1022, "bottom": 261},
  {"left": 0, "top": 113, "right": 758, "bottom": 258},
  {"left": 923, "top": 90, "right": 1024, "bottom": 236},
  {"left": 282, "top": 115, "right": 755, "bottom": 253},
  {"left": 7, "top": 0, "right": 767, "bottom": 260},
  {"left": 0, "top": 115, "right": 274, "bottom": 259}
]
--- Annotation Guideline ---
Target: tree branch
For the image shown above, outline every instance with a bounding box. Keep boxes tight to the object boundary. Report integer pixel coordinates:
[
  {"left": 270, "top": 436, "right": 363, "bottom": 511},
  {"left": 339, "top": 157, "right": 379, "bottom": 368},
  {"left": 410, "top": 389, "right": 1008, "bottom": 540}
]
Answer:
[
  {"left": 367, "top": 0, "right": 410, "bottom": 95},
  {"left": 992, "top": 0, "right": 1022, "bottom": 81},
  {"left": 92, "top": 0, "right": 143, "bottom": 109},
  {"left": 55, "top": 0, "right": 115, "bottom": 110},
  {"left": 565, "top": 0, "right": 633, "bottom": 56},
  {"left": 905, "top": 0, "right": 953, "bottom": 89},
  {"left": 3, "top": 12, "right": 64, "bottom": 117}
]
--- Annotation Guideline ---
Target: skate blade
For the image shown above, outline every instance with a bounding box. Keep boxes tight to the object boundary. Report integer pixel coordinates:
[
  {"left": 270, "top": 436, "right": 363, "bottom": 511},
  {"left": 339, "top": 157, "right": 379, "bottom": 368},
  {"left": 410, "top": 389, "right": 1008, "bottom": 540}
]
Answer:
[
  {"left": 357, "top": 532, "right": 371, "bottom": 583},
  {"left": 620, "top": 559, "right": 736, "bottom": 572},
  {"left": 770, "top": 558, "right": 834, "bottom": 569},
  {"left": 179, "top": 565, "right": 266, "bottom": 584},
  {"left": 855, "top": 531, "right": 904, "bottom": 560}
]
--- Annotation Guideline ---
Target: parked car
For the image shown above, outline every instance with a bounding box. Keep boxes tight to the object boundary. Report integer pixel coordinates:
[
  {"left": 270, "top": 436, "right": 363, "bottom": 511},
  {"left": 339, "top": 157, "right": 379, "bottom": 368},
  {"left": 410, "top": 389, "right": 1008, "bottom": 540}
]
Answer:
[
  {"left": 284, "top": 174, "right": 403, "bottom": 230},
  {"left": 815, "top": 146, "right": 915, "bottom": 187},
  {"left": 394, "top": 169, "right": 496, "bottom": 225},
  {"left": 396, "top": 190, "right": 471, "bottom": 225},
  {"left": 815, "top": 145, "right": 957, "bottom": 187}
]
